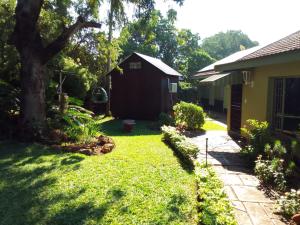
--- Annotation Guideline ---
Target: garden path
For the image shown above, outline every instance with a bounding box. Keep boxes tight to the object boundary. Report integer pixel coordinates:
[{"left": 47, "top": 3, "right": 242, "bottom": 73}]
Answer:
[{"left": 191, "top": 130, "right": 286, "bottom": 225}]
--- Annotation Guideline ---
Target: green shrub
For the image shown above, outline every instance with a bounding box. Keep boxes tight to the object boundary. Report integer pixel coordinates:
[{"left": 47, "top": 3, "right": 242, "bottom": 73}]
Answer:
[
  {"left": 161, "top": 125, "right": 199, "bottom": 162},
  {"left": 241, "top": 119, "right": 271, "bottom": 160},
  {"left": 276, "top": 189, "right": 300, "bottom": 218},
  {"left": 158, "top": 112, "right": 174, "bottom": 126},
  {"left": 255, "top": 156, "right": 286, "bottom": 191},
  {"left": 178, "top": 82, "right": 199, "bottom": 103},
  {"left": 173, "top": 101, "right": 205, "bottom": 131},
  {"left": 254, "top": 140, "right": 296, "bottom": 192},
  {"left": 195, "top": 163, "right": 237, "bottom": 225},
  {"left": 49, "top": 105, "right": 100, "bottom": 143}
]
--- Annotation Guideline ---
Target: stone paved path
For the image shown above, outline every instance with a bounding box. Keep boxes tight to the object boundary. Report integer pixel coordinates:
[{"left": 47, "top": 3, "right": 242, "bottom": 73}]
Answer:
[{"left": 191, "top": 130, "right": 286, "bottom": 225}]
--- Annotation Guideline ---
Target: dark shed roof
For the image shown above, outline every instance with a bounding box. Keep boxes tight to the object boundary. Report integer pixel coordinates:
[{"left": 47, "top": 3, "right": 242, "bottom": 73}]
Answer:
[
  {"left": 110, "top": 52, "right": 182, "bottom": 77},
  {"left": 134, "top": 53, "right": 182, "bottom": 76}
]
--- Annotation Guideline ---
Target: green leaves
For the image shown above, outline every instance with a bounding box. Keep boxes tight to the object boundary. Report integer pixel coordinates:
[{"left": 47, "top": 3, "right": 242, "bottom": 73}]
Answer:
[
  {"left": 202, "top": 30, "right": 259, "bottom": 60},
  {"left": 195, "top": 163, "right": 237, "bottom": 225},
  {"left": 173, "top": 101, "right": 205, "bottom": 131}
]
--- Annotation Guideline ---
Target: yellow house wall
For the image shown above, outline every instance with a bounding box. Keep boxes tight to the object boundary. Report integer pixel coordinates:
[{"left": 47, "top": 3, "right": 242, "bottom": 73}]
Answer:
[{"left": 239, "top": 61, "right": 300, "bottom": 129}]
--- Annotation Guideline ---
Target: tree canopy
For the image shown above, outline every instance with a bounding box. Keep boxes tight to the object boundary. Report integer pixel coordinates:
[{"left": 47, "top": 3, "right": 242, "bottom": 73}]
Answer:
[
  {"left": 201, "top": 30, "right": 259, "bottom": 60},
  {"left": 119, "top": 9, "right": 215, "bottom": 80}
]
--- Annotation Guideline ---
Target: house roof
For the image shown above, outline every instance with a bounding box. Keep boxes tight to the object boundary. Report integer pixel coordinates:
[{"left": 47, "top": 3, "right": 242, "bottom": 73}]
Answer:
[
  {"left": 215, "top": 30, "right": 300, "bottom": 71},
  {"left": 194, "top": 46, "right": 260, "bottom": 78},
  {"left": 134, "top": 52, "right": 182, "bottom": 76},
  {"left": 239, "top": 30, "right": 300, "bottom": 61}
]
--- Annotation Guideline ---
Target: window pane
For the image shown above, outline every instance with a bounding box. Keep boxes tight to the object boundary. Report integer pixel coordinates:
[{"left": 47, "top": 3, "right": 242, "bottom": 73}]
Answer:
[
  {"left": 283, "top": 117, "right": 300, "bottom": 132},
  {"left": 284, "top": 78, "right": 300, "bottom": 116}
]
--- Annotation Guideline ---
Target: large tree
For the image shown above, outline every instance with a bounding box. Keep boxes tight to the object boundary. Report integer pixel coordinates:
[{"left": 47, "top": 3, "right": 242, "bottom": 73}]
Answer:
[
  {"left": 202, "top": 30, "right": 259, "bottom": 60},
  {"left": 120, "top": 9, "right": 214, "bottom": 80},
  {"left": 8, "top": 0, "right": 101, "bottom": 138}
]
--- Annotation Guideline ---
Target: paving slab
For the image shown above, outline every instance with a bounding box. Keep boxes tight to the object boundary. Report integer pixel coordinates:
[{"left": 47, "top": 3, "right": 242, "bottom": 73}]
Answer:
[
  {"left": 192, "top": 128, "right": 286, "bottom": 225},
  {"left": 243, "top": 202, "right": 274, "bottom": 225},
  {"left": 239, "top": 174, "right": 260, "bottom": 187},
  {"left": 232, "top": 183, "right": 273, "bottom": 203},
  {"left": 231, "top": 201, "right": 252, "bottom": 225}
]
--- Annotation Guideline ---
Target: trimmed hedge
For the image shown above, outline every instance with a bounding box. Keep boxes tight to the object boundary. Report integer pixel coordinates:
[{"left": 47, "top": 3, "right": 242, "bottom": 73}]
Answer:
[
  {"left": 196, "top": 163, "right": 237, "bottom": 225},
  {"left": 161, "top": 125, "right": 198, "bottom": 164},
  {"left": 173, "top": 101, "right": 205, "bottom": 131}
]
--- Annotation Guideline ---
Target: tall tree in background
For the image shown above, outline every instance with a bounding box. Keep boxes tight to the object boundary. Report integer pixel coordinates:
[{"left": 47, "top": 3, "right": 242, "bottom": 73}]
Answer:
[
  {"left": 120, "top": 9, "right": 214, "bottom": 80},
  {"left": 201, "top": 30, "right": 259, "bottom": 60},
  {"left": 105, "top": 1, "right": 184, "bottom": 115},
  {"left": 8, "top": 0, "right": 101, "bottom": 138}
]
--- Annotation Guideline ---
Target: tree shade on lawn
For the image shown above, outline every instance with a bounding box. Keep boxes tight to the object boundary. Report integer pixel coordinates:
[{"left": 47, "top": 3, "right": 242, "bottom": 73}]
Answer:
[{"left": 0, "top": 119, "right": 197, "bottom": 225}]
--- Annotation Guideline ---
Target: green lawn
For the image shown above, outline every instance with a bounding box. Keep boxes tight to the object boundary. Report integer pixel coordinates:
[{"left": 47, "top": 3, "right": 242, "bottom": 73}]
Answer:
[
  {"left": 0, "top": 119, "right": 197, "bottom": 225},
  {"left": 203, "top": 120, "right": 227, "bottom": 131}
]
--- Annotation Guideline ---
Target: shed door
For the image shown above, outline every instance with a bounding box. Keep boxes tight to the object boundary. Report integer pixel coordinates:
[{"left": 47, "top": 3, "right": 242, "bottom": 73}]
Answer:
[{"left": 230, "top": 84, "right": 243, "bottom": 132}]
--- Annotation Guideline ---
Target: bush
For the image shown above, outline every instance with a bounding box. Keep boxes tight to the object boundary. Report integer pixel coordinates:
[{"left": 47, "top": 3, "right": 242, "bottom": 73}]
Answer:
[
  {"left": 195, "top": 163, "right": 237, "bottom": 225},
  {"left": 158, "top": 112, "right": 174, "bottom": 126},
  {"left": 173, "top": 101, "right": 205, "bottom": 131},
  {"left": 255, "top": 156, "right": 286, "bottom": 191},
  {"left": 276, "top": 189, "right": 300, "bottom": 218},
  {"left": 161, "top": 125, "right": 199, "bottom": 163},
  {"left": 254, "top": 140, "right": 296, "bottom": 191},
  {"left": 178, "top": 82, "right": 199, "bottom": 103},
  {"left": 241, "top": 119, "right": 271, "bottom": 160},
  {"left": 49, "top": 105, "right": 100, "bottom": 143}
]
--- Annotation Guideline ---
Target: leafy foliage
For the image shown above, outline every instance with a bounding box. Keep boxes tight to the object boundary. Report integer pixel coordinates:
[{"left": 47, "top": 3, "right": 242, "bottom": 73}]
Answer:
[
  {"left": 161, "top": 125, "right": 199, "bottom": 163},
  {"left": 120, "top": 9, "right": 214, "bottom": 80},
  {"left": 158, "top": 112, "right": 175, "bottom": 126},
  {"left": 173, "top": 101, "right": 205, "bottom": 131},
  {"left": 202, "top": 30, "right": 259, "bottom": 60},
  {"left": 195, "top": 163, "right": 237, "bottom": 225},
  {"left": 254, "top": 141, "right": 296, "bottom": 191},
  {"left": 276, "top": 189, "right": 300, "bottom": 218},
  {"left": 178, "top": 82, "right": 199, "bottom": 103},
  {"left": 241, "top": 119, "right": 272, "bottom": 160}
]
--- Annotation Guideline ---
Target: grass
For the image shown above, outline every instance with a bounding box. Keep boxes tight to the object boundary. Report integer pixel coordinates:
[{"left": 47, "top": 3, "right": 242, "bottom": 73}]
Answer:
[
  {"left": 203, "top": 120, "right": 227, "bottom": 131},
  {"left": 0, "top": 118, "right": 197, "bottom": 225}
]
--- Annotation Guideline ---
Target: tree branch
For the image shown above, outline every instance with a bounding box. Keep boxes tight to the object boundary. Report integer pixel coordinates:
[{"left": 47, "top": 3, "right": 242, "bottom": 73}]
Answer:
[{"left": 41, "top": 16, "right": 101, "bottom": 64}]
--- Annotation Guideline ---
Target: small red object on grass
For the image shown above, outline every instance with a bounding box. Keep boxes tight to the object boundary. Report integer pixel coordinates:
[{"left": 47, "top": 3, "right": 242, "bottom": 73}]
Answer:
[{"left": 123, "top": 120, "right": 136, "bottom": 132}]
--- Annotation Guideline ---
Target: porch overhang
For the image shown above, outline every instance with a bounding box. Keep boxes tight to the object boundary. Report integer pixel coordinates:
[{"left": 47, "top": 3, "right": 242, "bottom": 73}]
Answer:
[
  {"left": 199, "top": 72, "right": 243, "bottom": 86},
  {"left": 200, "top": 73, "right": 231, "bottom": 83}
]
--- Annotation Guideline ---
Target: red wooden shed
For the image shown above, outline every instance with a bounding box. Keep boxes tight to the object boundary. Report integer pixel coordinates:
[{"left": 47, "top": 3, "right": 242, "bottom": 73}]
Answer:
[{"left": 108, "top": 52, "right": 182, "bottom": 120}]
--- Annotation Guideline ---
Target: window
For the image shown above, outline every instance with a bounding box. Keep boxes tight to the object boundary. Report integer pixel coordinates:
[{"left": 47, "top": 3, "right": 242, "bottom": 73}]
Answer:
[
  {"left": 129, "top": 62, "right": 141, "bottom": 69},
  {"left": 273, "top": 77, "right": 300, "bottom": 133}
]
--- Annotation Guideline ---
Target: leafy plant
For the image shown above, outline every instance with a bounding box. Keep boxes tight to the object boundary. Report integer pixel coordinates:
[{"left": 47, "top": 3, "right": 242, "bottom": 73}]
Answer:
[
  {"left": 158, "top": 112, "right": 174, "bottom": 126},
  {"left": 49, "top": 105, "right": 100, "bottom": 143},
  {"left": 241, "top": 119, "right": 271, "bottom": 160},
  {"left": 254, "top": 140, "right": 296, "bottom": 191},
  {"left": 173, "top": 101, "right": 205, "bottom": 131},
  {"left": 276, "top": 189, "right": 300, "bottom": 218},
  {"left": 195, "top": 163, "right": 237, "bottom": 225},
  {"left": 161, "top": 125, "right": 199, "bottom": 163}
]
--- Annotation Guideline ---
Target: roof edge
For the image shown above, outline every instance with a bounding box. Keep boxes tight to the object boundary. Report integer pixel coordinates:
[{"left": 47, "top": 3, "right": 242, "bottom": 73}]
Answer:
[{"left": 215, "top": 50, "right": 300, "bottom": 71}]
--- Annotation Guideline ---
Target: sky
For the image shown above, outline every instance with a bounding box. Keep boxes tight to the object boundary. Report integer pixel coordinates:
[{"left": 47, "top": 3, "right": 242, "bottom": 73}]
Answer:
[{"left": 155, "top": 0, "right": 300, "bottom": 45}]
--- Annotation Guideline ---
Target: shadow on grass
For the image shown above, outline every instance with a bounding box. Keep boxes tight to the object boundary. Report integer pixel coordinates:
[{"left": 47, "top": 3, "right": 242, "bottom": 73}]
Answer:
[
  {"left": 99, "top": 119, "right": 160, "bottom": 136},
  {"left": 0, "top": 142, "right": 126, "bottom": 225},
  {"left": 163, "top": 141, "right": 194, "bottom": 174},
  {"left": 167, "top": 194, "right": 189, "bottom": 222}
]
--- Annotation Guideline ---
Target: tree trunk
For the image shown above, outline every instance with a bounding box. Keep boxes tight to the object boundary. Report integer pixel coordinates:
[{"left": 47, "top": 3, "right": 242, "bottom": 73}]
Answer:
[
  {"left": 105, "top": 2, "right": 113, "bottom": 116},
  {"left": 9, "top": 0, "right": 101, "bottom": 140},
  {"left": 19, "top": 49, "right": 46, "bottom": 139}
]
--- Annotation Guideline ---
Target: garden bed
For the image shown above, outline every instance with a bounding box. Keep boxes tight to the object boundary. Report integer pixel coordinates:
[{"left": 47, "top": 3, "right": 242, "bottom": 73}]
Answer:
[{"left": 58, "top": 135, "right": 115, "bottom": 155}]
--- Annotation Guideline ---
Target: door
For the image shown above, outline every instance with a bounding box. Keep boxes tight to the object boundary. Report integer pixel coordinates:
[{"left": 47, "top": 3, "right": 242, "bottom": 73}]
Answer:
[{"left": 230, "top": 84, "right": 243, "bottom": 132}]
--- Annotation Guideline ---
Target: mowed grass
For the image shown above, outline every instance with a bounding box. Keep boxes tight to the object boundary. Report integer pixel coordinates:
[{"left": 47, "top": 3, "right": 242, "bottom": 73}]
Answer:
[
  {"left": 0, "top": 119, "right": 197, "bottom": 225},
  {"left": 203, "top": 120, "right": 227, "bottom": 131}
]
